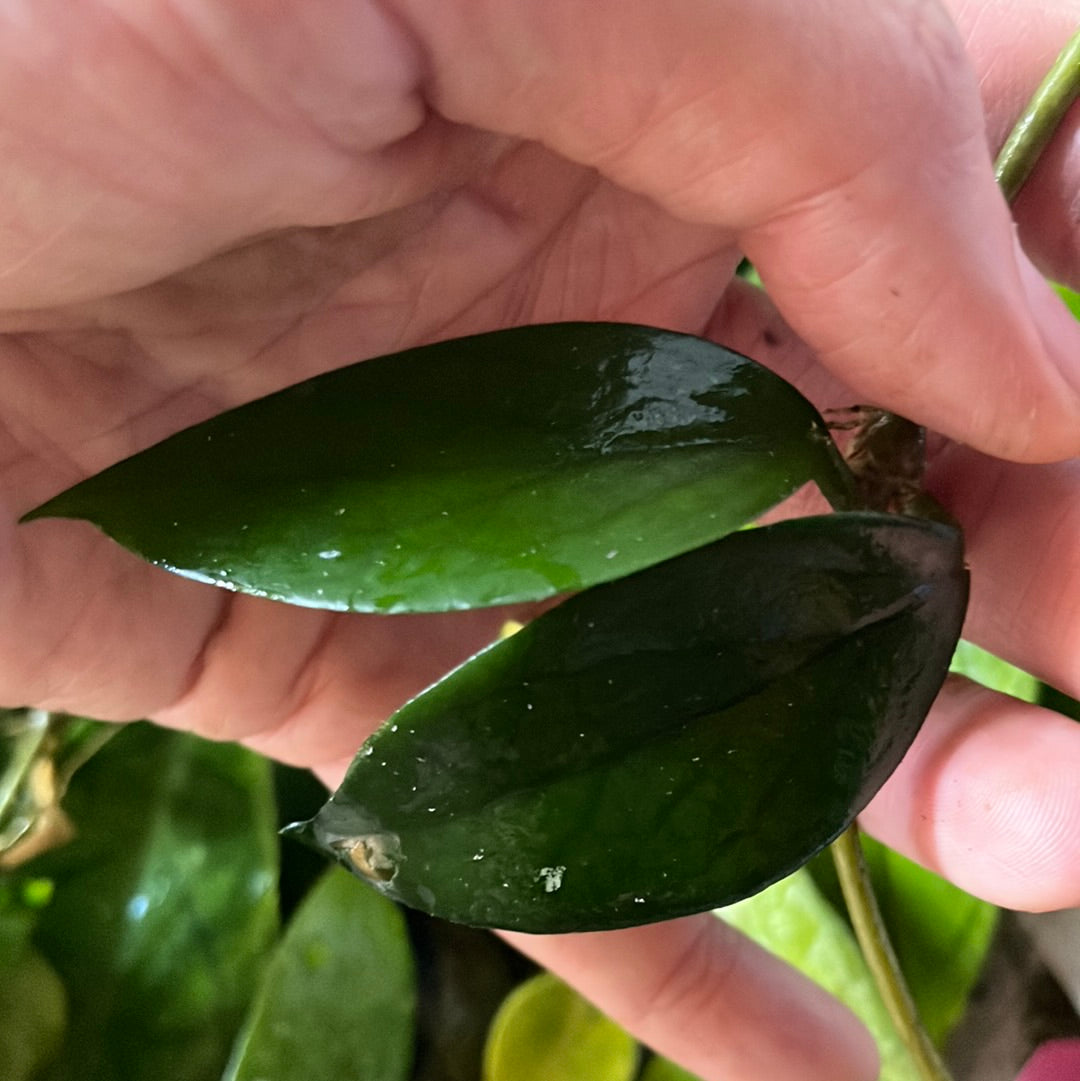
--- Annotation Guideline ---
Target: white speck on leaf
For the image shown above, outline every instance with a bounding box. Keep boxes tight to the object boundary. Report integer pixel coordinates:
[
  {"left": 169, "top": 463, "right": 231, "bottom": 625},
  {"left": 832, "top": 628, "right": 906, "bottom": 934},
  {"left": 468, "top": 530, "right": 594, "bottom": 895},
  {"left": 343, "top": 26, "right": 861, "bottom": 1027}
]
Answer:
[{"left": 537, "top": 866, "right": 566, "bottom": 893}]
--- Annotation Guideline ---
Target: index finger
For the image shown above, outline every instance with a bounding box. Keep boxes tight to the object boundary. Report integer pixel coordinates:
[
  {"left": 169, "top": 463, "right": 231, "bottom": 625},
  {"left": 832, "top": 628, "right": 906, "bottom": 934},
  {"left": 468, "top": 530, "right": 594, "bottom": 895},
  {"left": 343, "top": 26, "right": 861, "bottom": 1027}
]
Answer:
[{"left": 388, "top": 0, "right": 1080, "bottom": 460}]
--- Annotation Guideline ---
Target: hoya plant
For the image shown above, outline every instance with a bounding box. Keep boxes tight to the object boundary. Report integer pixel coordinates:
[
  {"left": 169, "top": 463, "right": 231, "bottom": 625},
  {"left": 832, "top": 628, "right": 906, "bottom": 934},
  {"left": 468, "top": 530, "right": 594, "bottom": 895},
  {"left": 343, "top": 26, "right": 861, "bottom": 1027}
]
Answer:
[{"left": 3, "top": 22, "right": 1080, "bottom": 1081}]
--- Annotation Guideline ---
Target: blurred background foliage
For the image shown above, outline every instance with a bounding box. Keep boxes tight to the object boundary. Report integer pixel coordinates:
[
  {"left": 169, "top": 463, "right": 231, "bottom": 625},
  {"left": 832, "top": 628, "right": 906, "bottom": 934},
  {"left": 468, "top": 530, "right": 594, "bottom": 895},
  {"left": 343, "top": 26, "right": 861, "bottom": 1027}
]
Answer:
[{"left": 1, "top": 639, "right": 1077, "bottom": 1081}]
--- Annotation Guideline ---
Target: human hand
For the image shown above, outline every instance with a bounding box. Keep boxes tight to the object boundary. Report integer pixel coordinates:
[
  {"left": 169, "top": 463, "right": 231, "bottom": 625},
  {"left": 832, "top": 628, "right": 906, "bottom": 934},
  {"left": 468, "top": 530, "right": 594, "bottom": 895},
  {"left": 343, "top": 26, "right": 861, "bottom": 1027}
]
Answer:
[{"left": 3, "top": 2, "right": 1080, "bottom": 1080}]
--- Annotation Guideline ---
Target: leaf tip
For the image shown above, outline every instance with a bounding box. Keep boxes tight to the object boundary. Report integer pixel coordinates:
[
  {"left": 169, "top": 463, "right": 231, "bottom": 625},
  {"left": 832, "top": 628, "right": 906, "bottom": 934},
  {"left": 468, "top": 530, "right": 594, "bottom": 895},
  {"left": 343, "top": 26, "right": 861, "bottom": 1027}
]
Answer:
[{"left": 279, "top": 817, "right": 319, "bottom": 849}]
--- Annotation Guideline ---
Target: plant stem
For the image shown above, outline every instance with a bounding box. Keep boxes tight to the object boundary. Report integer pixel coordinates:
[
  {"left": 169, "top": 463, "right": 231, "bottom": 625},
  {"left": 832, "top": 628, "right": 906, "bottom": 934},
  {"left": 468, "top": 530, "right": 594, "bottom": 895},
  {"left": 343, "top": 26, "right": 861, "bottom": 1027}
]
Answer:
[
  {"left": 832, "top": 826, "right": 953, "bottom": 1081},
  {"left": 827, "top": 34, "right": 1080, "bottom": 1081},
  {"left": 995, "top": 26, "right": 1080, "bottom": 202}
]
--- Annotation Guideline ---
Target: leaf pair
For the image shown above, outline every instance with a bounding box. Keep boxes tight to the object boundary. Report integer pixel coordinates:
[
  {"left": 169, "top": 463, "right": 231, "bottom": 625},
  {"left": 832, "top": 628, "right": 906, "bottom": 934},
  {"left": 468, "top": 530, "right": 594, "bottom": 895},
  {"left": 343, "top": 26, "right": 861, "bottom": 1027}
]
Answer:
[{"left": 26, "top": 323, "right": 968, "bottom": 932}]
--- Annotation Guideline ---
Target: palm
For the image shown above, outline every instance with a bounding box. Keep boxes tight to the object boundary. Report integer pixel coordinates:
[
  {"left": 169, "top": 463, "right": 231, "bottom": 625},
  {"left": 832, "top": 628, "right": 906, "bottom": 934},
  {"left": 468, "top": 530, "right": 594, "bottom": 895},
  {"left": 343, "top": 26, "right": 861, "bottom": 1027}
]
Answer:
[
  {"left": 4, "top": 9, "right": 1080, "bottom": 1080},
  {"left": 1, "top": 110, "right": 752, "bottom": 770}
]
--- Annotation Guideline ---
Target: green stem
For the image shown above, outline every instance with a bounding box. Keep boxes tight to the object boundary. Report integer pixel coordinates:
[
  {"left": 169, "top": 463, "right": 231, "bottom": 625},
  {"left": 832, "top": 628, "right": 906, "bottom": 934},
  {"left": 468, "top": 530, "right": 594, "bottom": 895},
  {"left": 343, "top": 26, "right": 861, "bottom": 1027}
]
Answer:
[
  {"left": 827, "top": 33, "right": 1080, "bottom": 1081},
  {"left": 832, "top": 826, "right": 952, "bottom": 1081},
  {"left": 995, "top": 27, "right": 1080, "bottom": 202}
]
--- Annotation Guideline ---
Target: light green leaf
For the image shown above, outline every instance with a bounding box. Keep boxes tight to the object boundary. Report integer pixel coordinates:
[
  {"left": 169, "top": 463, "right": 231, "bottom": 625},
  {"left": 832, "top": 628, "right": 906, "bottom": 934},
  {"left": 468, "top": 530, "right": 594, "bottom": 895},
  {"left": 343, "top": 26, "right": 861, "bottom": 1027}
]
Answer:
[
  {"left": 950, "top": 640, "right": 1039, "bottom": 702},
  {"left": 224, "top": 866, "right": 415, "bottom": 1081},
  {"left": 719, "top": 869, "right": 918, "bottom": 1081},
  {"left": 483, "top": 972, "right": 637, "bottom": 1081},
  {"left": 1053, "top": 281, "right": 1080, "bottom": 320}
]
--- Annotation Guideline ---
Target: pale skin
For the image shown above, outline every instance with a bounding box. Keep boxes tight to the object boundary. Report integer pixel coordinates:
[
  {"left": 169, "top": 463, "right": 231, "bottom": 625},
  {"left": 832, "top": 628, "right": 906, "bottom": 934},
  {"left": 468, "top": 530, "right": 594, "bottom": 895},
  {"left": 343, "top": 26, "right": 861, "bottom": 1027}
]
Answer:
[{"left": 4, "top": 1, "right": 1080, "bottom": 1078}]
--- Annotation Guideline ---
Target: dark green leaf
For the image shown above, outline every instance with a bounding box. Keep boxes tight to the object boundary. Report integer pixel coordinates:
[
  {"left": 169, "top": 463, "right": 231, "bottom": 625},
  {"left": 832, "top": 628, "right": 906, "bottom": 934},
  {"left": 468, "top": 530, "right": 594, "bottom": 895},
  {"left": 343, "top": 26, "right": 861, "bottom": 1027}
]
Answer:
[
  {"left": 482, "top": 972, "right": 637, "bottom": 1081},
  {"left": 288, "top": 512, "right": 967, "bottom": 932},
  {"left": 1039, "top": 682, "right": 1080, "bottom": 721},
  {"left": 26, "top": 724, "right": 279, "bottom": 1081},
  {"left": 223, "top": 866, "right": 415, "bottom": 1081},
  {"left": 25, "top": 324, "right": 853, "bottom": 613}
]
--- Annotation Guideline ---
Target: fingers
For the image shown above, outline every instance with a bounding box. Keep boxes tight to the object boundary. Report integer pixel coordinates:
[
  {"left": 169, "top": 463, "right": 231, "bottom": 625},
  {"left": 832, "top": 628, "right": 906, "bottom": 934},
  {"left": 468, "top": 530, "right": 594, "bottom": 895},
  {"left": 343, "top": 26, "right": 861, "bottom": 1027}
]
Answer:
[
  {"left": 5, "top": 512, "right": 523, "bottom": 768},
  {"left": 501, "top": 916, "right": 878, "bottom": 1081},
  {"left": 861, "top": 677, "right": 1080, "bottom": 911},
  {"left": 926, "top": 447, "right": 1080, "bottom": 697},
  {"left": 390, "top": 0, "right": 1080, "bottom": 461},
  {"left": 711, "top": 276, "right": 1080, "bottom": 703},
  {"left": 711, "top": 279, "right": 1080, "bottom": 913},
  {"left": 0, "top": 0, "right": 482, "bottom": 307},
  {"left": 10, "top": 0, "right": 1080, "bottom": 457},
  {"left": 946, "top": 0, "right": 1080, "bottom": 288}
]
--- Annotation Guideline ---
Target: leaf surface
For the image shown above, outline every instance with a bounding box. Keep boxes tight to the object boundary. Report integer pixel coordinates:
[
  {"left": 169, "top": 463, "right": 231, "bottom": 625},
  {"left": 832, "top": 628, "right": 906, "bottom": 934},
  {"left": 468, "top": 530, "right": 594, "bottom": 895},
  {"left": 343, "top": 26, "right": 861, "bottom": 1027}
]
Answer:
[
  {"left": 26, "top": 724, "right": 279, "bottom": 1081},
  {"left": 223, "top": 866, "right": 415, "bottom": 1081},
  {"left": 288, "top": 512, "right": 967, "bottom": 932},
  {"left": 482, "top": 972, "right": 637, "bottom": 1081},
  {"left": 25, "top": 324, "right": 852, "bottom": 612}
]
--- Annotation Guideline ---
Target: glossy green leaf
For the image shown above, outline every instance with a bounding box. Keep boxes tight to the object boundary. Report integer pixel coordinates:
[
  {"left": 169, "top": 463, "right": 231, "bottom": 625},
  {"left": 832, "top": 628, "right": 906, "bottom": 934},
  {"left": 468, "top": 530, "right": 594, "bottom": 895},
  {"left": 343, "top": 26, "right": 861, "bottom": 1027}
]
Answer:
[
  {"left": 482, "top": 972, "right": 637, "bottom": 1081},
  {"left": 288, "top": 512, "right": 967, "bottom": 932},
  {"left": 860, "top": 837, "right": 998, "bottom": 1046},
  {"left": 26, "top": 724, "right": 279, "bottom": 1081},
  {"left": 25, "top": 323, "right": 854, "bottom": 613},
  {"left": 719, "top": 868, "right": 920, "bottom": 1081},
  {"left": 224, "top": 866, "right": 415, "bottom": 1081}
]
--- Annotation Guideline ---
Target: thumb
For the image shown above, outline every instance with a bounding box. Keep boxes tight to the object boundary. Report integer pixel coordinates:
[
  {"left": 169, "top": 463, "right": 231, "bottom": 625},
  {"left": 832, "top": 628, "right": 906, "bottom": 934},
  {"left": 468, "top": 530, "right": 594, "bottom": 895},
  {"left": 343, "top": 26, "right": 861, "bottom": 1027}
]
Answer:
[{"left": 389, "top": 0, "right": 1080, "bottom": 461}]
